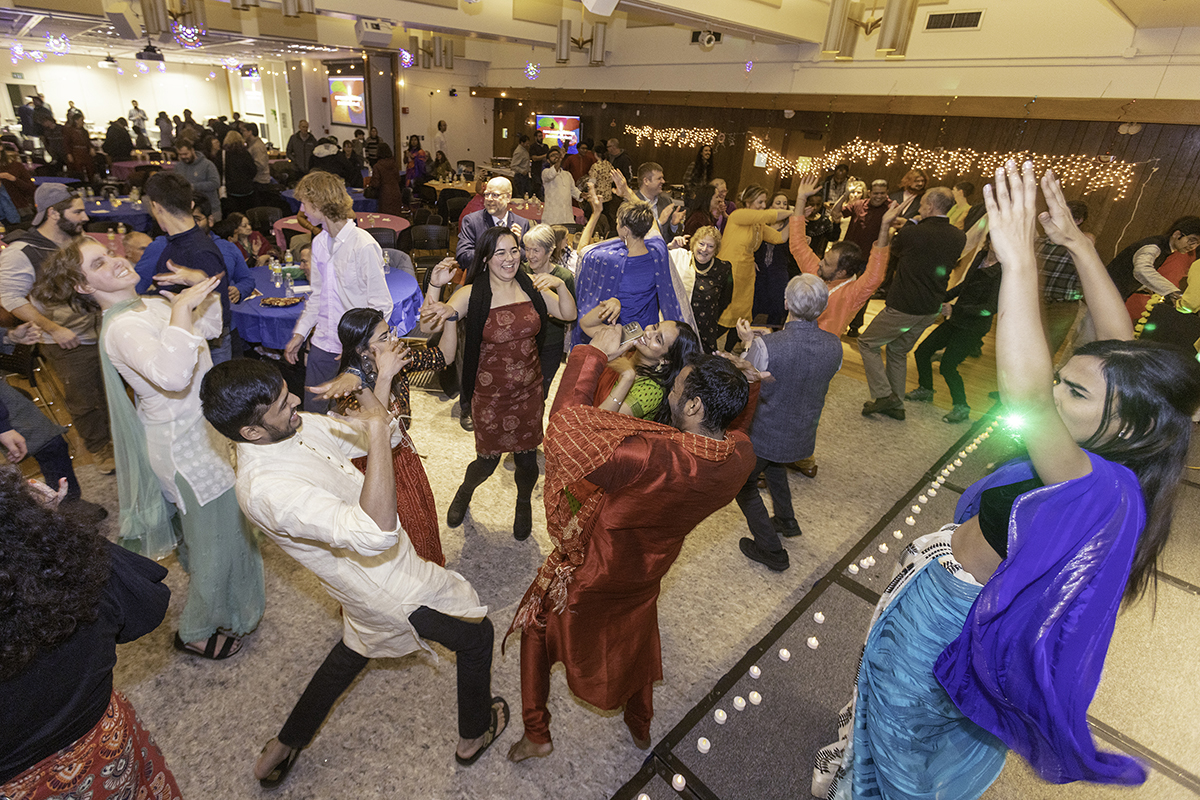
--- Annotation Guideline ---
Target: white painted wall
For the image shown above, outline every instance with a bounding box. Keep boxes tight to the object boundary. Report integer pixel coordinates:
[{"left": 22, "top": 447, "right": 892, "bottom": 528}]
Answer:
[
  {"left": 5, "top": 53, "right": 234, "bottom": 133},
  {"left": 396, "top": 59, "right": 494, "bottom": 164}
]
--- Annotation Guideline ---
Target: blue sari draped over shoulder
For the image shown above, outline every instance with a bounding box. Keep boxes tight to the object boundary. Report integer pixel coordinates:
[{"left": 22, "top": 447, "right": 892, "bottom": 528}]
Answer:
[
  {"left": 571, "top": 237, "right": 692, "bottom": 346},
  {"left": 937, "top": 452, "right": 1148, "bottom": 785}
]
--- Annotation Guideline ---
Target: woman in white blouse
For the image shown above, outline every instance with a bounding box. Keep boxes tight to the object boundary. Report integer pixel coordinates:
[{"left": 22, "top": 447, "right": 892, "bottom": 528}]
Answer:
[{"left": 34, "top": 238, "right": 264, "bottom": 661}]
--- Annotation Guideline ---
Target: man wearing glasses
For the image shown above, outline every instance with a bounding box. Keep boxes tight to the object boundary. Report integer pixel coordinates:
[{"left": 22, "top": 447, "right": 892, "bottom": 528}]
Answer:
[{"left": 456, "top": 177, "right": 530, "bottom": 269}]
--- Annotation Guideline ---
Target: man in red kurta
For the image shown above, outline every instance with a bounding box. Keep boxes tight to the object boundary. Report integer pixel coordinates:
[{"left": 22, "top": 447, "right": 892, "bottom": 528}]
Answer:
[{"left": 505, "top": 325, "right": 760, "bottom": 762}]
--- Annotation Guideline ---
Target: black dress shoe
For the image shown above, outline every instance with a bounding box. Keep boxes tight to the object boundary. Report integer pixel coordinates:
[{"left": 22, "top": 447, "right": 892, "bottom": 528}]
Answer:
[
  {"left": 447, "top": 486, "right": 471, "bottom": 527},
  {"left": 460, "top": 412, "right": 474, "bottom": 432},
  {"left": 862, "top": 396, "right": 905, "bottom": 420},
  {"left": 739, "top": 537, "right": 790, "bottom": 571},
  {"left": 771, "top": 517, "right": 803, "bottom": 538},
  {"left": 514, "top": 500, "right": 532, "bottom": 541}
]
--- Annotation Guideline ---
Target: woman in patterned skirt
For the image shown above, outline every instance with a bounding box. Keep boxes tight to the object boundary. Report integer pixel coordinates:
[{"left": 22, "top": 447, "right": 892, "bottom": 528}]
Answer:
[
  {"left": 0, "top": 466, "right": 180, "bottom": 800},
  {"left": 423, "top": 226, "right": 577, "bottom": 541},
  {"left": 309, "top": 304, "right": 459, "bottom": 566}
]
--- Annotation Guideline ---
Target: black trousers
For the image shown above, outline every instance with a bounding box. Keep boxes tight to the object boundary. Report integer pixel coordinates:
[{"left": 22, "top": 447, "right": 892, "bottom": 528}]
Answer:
[
  {"left": 277, "top": 607, "right": 494, "bottom": 748},
  {"left": 913, "top": 319, "right": 989, "bottom": 407}
]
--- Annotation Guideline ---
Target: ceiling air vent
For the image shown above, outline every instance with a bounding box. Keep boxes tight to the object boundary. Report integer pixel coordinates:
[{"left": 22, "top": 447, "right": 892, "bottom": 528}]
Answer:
[{"left": 925, "top": 11, "right": 983, "bottom": 30}]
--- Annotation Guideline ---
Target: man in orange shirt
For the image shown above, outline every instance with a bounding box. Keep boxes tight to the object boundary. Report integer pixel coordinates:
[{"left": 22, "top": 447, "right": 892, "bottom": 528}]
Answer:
[{"left": 789, "top": 179, "right": 902, "bottom": 337}]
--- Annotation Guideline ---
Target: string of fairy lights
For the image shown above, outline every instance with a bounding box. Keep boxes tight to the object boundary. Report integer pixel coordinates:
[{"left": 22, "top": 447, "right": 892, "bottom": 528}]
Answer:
[{"left": 618, "top": 122, "right": 1145, "bottom": 200}]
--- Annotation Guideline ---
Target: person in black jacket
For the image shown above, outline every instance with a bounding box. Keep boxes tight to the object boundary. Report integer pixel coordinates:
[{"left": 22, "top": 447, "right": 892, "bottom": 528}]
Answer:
[
  {"left": 859, "top": 187, "right": 966, "bottom": 420},
  {"left": 101, "top": 118, "right": 133, "bottom": 162},
  {"left": 309, "top": 138, "right": 362, "bottom": 189},
  {"left": 0, "top": 465, "right": 178, "bottom": 796},
  {"left": 222, "top": 129, "right": 258, "bottom": 216},
  {"left": 907, "top": 237, "right": 1003, "bottom": 423}
]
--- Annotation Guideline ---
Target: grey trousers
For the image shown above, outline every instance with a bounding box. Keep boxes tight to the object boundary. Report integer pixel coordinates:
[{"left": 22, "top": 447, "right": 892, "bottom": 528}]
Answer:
[{"left": 857, "top": 306, "right": 939, "bottom": 400}]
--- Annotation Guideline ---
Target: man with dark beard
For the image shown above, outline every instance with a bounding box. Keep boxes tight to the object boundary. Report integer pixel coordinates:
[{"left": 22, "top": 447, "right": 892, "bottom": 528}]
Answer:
[
  {"left": 0, "top": 184, "right": 113, "bottom": 472},
  {"left": 506, "top": 325, "right": 760, "bottom": 762},
  {"left": 200, "top": 359, "right": 508, "bottom": 788}
]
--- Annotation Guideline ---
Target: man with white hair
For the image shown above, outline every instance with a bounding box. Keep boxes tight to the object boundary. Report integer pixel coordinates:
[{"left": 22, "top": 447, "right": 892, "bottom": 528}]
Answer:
[
  {"left": 456, "top": 176, "right": 531, "bottom": 269},
  {"left": 733, "top": 274, "right": 842, "bottom": 571}
]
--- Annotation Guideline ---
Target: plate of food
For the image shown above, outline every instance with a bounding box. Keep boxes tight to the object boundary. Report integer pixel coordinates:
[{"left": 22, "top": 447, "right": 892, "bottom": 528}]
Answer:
[{"left": 260, "top": 296, "right": 303, "bottom": 308}]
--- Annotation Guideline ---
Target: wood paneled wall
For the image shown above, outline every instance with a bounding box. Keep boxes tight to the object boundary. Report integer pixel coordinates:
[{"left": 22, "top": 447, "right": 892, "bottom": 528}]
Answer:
[{"left": 493, "top": 98, "right": 1200, "bottom": 261}]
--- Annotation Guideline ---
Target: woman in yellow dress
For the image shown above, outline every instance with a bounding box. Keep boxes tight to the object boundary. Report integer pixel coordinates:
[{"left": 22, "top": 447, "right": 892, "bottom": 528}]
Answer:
[{"left": 716, "top": 184, "right": 795, "bottom": 349}]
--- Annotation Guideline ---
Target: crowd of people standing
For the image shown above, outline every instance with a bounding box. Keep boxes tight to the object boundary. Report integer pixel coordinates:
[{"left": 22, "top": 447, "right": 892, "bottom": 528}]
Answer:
[{"left": 2, "top": 103, "right": 1199, "bottom": 800}]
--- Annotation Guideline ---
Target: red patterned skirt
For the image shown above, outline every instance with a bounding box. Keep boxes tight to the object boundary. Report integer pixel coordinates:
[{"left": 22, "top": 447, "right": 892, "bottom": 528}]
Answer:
[
  {"left": 1, "top": 690, "right": 181, "bottom": 800},
  {"left": 352, "top": 434, "right": 445, "bottom": 567}
]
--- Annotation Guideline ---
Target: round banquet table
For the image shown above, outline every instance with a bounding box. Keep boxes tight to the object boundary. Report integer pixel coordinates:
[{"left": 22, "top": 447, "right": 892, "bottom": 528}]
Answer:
[
  {"left": 272, "top": 213, "right": 411, "bottom": 250},
  {"left": 230, "top": 264, "right": 423, "bottom": 350},
  {"left": 109, "top": 160, "right": 171, "bottom": 181},
  {"left": 33, "top": 176, "right": 83, "bottom": 186},
  {"left": 84, "top": 197, "right": 153, "bottom": 233},
  {"left": 454, "top": 194, "right": 585, "bottom": 226},
  {"left": 282, "top": 188, "right": 376, "bottom": 214}
]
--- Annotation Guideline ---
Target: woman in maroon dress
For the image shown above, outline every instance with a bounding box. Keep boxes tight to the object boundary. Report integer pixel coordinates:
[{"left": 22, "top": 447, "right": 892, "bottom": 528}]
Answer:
[
  {"left": 309, "top": 306, "right": 457, "bottom": 567},
  {"left": 422, "top": 227, "right": 577, "bottom": 540}
]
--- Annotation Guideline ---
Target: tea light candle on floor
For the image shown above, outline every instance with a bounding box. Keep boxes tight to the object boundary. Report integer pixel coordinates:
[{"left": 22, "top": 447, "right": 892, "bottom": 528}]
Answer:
[
  {"left": 779, "top": 647, "right": 791, "bottom": 661},
  {"left": 750, "top": 665, "right": 762, "bottom": 678},
  {"left": 672, "top": 774, "right": 686, "bottom": 791},
  {"left": 807, "top": 636, "right": 820, "bottom": 649},
  {"left": 733, "top": 696, "right": 747, "bottom": 710},
  {"left": 848, "top": 564, "right": 860, "bottom": 574},
  {"left": 714, "top": 708, "right": 727, "bottom": 724},
  {"left": 697, "top": 737, "right": 711, "bottom": 753},
  {"left": 878, "top": 543, "right": 888, "bottom": 554},
  {"left": 749, "top": 691, "right": 762, "bottom": 705},
  {"left": 813, "top": 611, "right": 825, "bottom": 623},
  {"left": 893, "top": 530, "right": 903, "bottom": 539}
]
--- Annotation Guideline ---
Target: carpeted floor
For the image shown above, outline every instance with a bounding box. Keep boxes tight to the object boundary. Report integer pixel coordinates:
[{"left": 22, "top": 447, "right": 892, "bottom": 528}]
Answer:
[{"left": 30, "top": 347, "right": 1200, "bottom": 799}]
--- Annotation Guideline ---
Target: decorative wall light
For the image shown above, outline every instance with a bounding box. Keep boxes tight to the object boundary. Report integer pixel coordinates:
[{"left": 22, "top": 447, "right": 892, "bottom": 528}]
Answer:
[
  {"left": 525, "top": 61, "right": 540, "bottom": 80},
  {"left": 589, "top": 22, "right": 606, "bottom": 65}
]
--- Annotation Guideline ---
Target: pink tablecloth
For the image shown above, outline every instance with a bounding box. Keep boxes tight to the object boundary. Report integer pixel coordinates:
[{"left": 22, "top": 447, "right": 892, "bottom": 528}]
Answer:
[
  {"left": 273, "top": 213, "right": 412, "bottom": 249},
  {"left": 84, "top": 231, "right": 127, "bottom": 258},
  {"left": 456, "top": 195, "right": 585, "bottom": 227},
  {"left": 110, "top": 160, "right": 173, "bottom": 181}
]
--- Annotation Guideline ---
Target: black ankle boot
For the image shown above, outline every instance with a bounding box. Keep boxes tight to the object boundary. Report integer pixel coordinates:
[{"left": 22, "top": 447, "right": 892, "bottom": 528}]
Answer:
[
  {"left": 514, "top": 499, "right": 532, "bottom": 541},
  {"left": 447, "top": 485, "right": 472, "bottom": 528}
]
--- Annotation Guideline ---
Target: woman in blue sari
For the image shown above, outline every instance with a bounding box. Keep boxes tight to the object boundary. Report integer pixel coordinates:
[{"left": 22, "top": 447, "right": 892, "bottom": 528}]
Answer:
[{"left": 817, "top": 162, "right": 1200, "bottom": 799}]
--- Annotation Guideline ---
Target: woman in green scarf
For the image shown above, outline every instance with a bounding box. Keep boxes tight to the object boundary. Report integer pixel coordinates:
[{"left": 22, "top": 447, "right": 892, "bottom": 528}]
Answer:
[{"left": 34, "top": 238, "right": 264, "bottom": 661}]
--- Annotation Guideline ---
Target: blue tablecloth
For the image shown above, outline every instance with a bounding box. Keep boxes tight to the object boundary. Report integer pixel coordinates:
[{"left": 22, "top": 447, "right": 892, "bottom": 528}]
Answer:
[
  {"left": 282, "top": 188, "right": 377, "bottom": 214},
  {"left": 84, "top": 197, "right": 153, "bottom": 233},
  {"left": 33, "top": 176, "right": 82, "bottom": 186},
  {"left": 230, "top": 265, "right": 422, "bottom": 350}
]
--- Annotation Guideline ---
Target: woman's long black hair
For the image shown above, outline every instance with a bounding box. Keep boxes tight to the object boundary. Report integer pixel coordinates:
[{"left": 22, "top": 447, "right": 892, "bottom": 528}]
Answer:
[
  {"left": 1073, "top": 339, "right": 1200, "bottom": 603},
  {"left": 336, "top": 307, "right": 387, "bottom": 389},
  {"left": 636, "top": 321, "right": 702, "bottom": 424}
]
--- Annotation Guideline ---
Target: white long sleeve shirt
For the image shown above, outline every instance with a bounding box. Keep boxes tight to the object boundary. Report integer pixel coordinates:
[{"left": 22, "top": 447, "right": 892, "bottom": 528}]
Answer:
[
  {"left": 541, "top": 165, "right": 581, "bottom": 226},
  {"left": 234, "top": 413, "right": 486, "bottom": 659},
  {"left": 1132, "top": 243, "right": 1181, "bottom": 297},
  {"left": 103, "top": 297, "right": 234, "bottom": 510},
  {"left": 292, "top": 220, "right": 392, "bottom": 354}
]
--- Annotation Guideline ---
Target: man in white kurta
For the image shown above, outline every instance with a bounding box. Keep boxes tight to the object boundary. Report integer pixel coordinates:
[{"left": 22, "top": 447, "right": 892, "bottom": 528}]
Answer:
[
  {"left": 200, "top": 358, "right": 506, "bottom": 786},
  {"left": 540, "top": 147, "right": 581, "bottom": 226}
]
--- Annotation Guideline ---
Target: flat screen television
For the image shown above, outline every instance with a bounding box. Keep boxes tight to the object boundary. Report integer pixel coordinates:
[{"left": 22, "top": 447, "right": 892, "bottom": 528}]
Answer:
[
  {"left": 537, "top": 114, "right": 580, "bottom": 154},
  {"left": 329, "top": 76, "right": 366, "bottom": 127}
]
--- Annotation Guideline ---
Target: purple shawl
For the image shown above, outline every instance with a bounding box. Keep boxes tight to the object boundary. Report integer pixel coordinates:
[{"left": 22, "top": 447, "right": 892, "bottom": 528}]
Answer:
[
  {"left": 937, "top": 453, "right": 1147, "bottom": 785},
  {"left": 571, "top": 237, "right": 695, "bottom": 346}
]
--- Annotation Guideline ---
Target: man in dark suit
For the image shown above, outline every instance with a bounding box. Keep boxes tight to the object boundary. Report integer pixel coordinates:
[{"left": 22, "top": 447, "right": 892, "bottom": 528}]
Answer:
[
  {"left": 455, "top": 176, "right": 531, "bottom": 269},
  {"left": 858, "top": 186, "right": 965, "bottom": 420}
]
